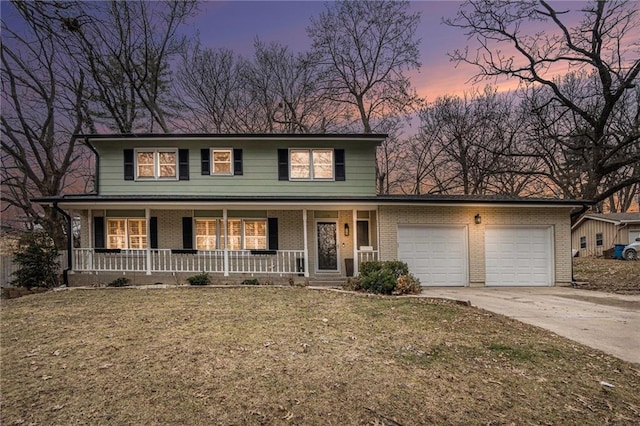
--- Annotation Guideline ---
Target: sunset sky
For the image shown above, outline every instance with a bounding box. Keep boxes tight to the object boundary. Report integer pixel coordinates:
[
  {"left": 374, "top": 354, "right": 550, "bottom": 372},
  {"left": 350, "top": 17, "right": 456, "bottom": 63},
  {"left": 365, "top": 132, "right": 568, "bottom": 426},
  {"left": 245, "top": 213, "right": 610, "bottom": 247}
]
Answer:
[{"left": 183, "top": 1, "right": 616, "bottom": 100}]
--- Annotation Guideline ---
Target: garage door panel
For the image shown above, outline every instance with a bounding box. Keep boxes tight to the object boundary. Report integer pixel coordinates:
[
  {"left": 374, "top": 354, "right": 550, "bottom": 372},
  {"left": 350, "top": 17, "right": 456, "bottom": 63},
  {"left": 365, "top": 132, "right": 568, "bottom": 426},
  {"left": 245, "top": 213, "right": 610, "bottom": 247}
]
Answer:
[
  {"left": 398, "top": 225, "right": 467, "bottom": 287},
  {"left": 485, "top": 227, "right": 552, "bottom": 287}
]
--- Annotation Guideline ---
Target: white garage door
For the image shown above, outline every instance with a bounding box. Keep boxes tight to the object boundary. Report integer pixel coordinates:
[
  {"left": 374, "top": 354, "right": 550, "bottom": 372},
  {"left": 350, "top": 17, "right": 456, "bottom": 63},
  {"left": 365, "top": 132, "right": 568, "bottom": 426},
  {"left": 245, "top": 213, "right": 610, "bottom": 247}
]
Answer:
[
  {"left": 629, "top": 230, "right": 640, "bottom": 244},
  {"left": 485, "top": 227, "right": 553, "bottom": 286},
  {"left": 397, "top": 225, "right": 467, "bottom": 286}
]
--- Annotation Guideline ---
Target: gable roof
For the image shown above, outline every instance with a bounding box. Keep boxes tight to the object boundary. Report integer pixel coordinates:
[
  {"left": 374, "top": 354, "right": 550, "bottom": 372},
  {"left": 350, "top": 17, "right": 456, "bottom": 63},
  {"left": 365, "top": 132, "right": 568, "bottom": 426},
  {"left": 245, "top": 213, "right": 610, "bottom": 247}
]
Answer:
[
  {"left": 572, "top": 212, "right": 640, "bottom": 229},
  {"left": 77, "top": 133, "right": 388, "bottom": 145}
]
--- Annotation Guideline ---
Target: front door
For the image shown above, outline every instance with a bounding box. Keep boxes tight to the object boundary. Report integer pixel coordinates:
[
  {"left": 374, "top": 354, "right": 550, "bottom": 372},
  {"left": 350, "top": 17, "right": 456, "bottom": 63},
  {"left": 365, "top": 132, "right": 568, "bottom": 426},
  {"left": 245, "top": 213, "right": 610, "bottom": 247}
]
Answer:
[{"left": 317, "top": 222, "right": 338, "bottom": 271}]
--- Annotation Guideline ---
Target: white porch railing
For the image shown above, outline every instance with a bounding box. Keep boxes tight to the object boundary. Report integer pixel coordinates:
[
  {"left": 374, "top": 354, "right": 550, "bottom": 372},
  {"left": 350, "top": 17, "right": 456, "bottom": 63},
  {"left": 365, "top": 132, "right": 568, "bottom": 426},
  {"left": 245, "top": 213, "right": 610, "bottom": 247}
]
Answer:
[
  {"left": 357, "top": 250, "right": 379, "bottom": 264},
  {"left": 72, "top": 248, "right": 304, "bottom": 275}
]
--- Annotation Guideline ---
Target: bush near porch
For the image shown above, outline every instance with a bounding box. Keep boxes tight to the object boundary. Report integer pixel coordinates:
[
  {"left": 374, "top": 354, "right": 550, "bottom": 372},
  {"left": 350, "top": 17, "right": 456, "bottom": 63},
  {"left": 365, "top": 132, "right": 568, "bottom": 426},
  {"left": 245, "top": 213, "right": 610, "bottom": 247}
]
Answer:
[
  {"left": 343, "top": 260, "right": 421, "bottom": 295},
  {"left": 2, "top": 288, "right": 639, "bottom": 425}
]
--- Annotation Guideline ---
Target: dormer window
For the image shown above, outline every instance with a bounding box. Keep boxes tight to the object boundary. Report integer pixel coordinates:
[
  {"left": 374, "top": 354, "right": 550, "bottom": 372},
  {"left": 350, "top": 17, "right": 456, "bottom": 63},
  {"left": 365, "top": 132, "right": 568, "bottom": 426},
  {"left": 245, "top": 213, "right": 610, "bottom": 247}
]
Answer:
[{"left": 135, "top": 149, "right": 178, "bottom": 180}]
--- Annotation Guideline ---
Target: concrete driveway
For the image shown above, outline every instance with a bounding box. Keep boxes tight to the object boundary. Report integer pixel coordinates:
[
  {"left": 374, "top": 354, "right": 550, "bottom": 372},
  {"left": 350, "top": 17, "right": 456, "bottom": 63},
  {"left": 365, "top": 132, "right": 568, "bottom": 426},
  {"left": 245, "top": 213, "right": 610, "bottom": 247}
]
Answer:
[{"left": 421, "top": 287, "right": 640, "bottom": 364}]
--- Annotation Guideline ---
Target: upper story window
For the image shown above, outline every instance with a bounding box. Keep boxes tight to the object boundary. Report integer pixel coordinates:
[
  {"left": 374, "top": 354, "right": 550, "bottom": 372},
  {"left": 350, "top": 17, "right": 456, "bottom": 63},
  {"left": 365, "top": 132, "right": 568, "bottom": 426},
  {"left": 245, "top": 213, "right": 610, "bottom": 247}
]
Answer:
[
  {"left": 201, "top": 148, "right": 242, "bottom": 176},
  {"left": 596, "top": 232, "right": 603, "bottom": 247},
  {"left": 135, "top": 149, "right": 177, "bottom": 180},
  {"left": 290, "top": 149, "right": 334, "bottom": 180},
  {"left": 212, "top": 149, "right": 232, "bottom": 175},
  {"left": 107, "top": 219, "right": 147, "bottom": 249}
]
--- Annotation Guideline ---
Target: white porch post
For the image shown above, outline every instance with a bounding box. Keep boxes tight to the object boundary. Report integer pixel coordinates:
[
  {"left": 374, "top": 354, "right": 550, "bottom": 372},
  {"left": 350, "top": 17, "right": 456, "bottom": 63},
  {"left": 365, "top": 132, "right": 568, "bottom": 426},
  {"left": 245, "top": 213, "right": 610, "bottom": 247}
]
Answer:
[
  {"left": 352, "top": 209, "right": 358, "bottom": 275},
  {"left": 145, "top": 208, "right": 151, "bottom": 275},
  {"left": 303, "top": 209, "right": 309, "bottom": 277},
  {"left": 223, "top": 208, "right": 229, "bottom": 277},
  {"left": 87, "top": 209, "right": 92, "bottom": 271}
]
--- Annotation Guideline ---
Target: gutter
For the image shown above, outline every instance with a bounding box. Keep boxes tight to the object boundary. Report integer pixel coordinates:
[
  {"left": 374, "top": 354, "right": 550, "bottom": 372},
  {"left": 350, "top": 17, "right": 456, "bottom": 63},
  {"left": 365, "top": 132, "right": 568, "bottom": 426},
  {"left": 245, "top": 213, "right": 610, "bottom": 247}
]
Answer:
[
  {"left": 84, "top": 136, "right": 100, "bottom": 194},
  {"left": 53, "top": 202, "right": 73, "bottom": 286}
]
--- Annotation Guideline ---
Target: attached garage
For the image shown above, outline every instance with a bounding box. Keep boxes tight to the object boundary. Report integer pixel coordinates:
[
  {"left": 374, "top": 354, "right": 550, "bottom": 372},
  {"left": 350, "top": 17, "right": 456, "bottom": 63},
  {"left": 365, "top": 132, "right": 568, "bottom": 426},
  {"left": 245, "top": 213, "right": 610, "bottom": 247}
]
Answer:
[
  {"left": 485, "top": 226, "right": 553, "bottom": 286},
  {"left": 397, "top": 225, "right": 468, "bottom": 286}
]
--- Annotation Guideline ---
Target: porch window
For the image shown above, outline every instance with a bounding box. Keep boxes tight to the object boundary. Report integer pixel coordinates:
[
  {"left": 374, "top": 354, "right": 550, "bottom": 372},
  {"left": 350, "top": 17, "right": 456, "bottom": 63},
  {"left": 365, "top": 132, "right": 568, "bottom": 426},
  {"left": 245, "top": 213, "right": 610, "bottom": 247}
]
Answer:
[
  {"left": 244, "top": 220, "right": 267, "bottom": 249},
  {"left": 136, "top": 149, "right": 177, "bottom": 179},
  {"left": 225, "top": 219, "right": 267, "bottom": 250},
  {"left": 107, "top": 219, "right": 147, "bottom": 249},
  {"left": 195, "top": 219, "right": 218, "bottom": 250},
  {"left": 596, "top": 233, "right": 603, "bottom": 247},
  {"left": 212, "top": 149, "right": 232, "bottom": 175},
  {"left": 227, "top": 220, "right": 242, "bottom": 250},
  {"left": 290, "top": 149, "right": 334, "bottom": 180}
]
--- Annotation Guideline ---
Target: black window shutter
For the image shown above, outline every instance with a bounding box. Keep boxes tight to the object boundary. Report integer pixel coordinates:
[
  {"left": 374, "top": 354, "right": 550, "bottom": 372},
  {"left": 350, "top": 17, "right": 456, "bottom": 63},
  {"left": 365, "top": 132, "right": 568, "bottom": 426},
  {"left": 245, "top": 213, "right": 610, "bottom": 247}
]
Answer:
[
  {"left": 268, "top": 218, "right": 278, "bottom": 250},
  {"left": 150, "top": 217, "right": 158, "bottom": 249},
  {"left": 178, "top": 149, "right": 189, "bottom": 180},
  {"left": 233, "top": 149, "right": 243, "bottom": 175},
  {"left": 335, "top": 149, "right": 345, "bottom": 181},
  {"left": 94, "top": 217, "right": 105, "bottom": 248},
  {"left": 182, "top": 217, "right": 193, "bottom": 249},
  {"left": 201, "top": 149, "right": 210, "bottom": 175},
  {"left": 124, "top": 149, "right": 134, "bottom": 180},
  {"left": 277, "top": 149, "right": 289, "bottom": 181}
]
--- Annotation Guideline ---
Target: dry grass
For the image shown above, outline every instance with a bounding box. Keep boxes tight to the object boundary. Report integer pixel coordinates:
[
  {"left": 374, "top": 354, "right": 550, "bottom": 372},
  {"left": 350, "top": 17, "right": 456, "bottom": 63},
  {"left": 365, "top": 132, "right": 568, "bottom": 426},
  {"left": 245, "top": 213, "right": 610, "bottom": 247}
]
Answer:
[
  {"left": 573, "top": 257, "right": 640, "bottom": 295},
  {"left": 2, "top": 287, "right": 640, "bottom": 425}
]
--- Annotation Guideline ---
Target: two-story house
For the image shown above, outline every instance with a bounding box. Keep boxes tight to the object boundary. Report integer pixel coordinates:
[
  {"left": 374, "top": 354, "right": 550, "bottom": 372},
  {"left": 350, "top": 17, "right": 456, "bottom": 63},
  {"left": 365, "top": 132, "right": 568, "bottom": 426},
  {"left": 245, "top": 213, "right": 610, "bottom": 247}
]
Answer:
[{"left": 35, "top": 133, "right": 586, "bottom": 287}]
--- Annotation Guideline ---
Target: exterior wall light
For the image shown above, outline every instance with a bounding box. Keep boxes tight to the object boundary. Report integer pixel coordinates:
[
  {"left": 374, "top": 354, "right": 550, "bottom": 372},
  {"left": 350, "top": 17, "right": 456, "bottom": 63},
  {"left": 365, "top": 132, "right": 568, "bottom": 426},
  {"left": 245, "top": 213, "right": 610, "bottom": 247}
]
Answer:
[
  {"left": 344, "top": 223, "right": 350, "bottom": 236},
  {"left": 474, "top": 214, "right": 482, "bottom": 225}
]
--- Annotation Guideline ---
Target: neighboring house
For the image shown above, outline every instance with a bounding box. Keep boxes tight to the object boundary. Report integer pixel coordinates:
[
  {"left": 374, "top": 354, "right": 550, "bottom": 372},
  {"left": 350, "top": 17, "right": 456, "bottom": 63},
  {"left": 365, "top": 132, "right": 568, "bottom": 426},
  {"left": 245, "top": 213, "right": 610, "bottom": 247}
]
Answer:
[
  {"left": 34, "top": 133, "right": 586, "bottom": 287},
  {"left": 571, "top": 213, "right": 640, "bottom": 257}
]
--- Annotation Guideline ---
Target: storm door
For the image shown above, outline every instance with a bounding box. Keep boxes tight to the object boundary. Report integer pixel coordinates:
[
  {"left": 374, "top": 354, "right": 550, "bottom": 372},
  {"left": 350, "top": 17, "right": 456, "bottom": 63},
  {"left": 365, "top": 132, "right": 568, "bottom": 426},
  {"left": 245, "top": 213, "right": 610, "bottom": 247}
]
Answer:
[{"left": 316, "top": 222, "right": 338, "bottom": 271}]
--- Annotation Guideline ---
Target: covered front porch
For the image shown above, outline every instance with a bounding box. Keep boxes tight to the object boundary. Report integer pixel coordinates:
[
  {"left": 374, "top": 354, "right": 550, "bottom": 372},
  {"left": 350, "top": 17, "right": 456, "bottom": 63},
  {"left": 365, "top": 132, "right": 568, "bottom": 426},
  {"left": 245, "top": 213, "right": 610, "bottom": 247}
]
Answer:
[{"left": 66, "top": 201, "right": 379, "bottom": 284}]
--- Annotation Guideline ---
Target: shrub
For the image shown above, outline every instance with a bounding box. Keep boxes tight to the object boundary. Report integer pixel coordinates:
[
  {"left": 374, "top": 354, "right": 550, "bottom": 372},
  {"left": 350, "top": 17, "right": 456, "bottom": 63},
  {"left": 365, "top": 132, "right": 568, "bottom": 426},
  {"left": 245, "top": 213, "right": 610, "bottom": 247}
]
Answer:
[
  {"left": 11, "top": 231, "right": 60, "bottom": 288},
  {"left": 341, "top": 276, "right": 363, "bottom": 291},
  {"left": 186, "top": 272, "right": 211, "bottom": 286},
  {"left": 108, "top": 277, "right": 130, "bottom": 287},
  {"left": 355, "top": 260, "right": 417, "bottom": 295},
  {"left": 394, "top": 274, "right": 422, "bottom": 295},
  {"left": 241, "top": 278, "right": 259, "bottom": 285}
]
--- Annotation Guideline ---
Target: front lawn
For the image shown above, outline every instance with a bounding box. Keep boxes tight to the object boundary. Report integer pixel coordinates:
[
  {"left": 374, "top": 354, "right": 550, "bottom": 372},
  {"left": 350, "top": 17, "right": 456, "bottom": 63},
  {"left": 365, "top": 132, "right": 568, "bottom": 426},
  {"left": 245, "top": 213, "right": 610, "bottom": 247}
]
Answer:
[{"left": 2, "top": 288, "right": 639, "bottom": 424}]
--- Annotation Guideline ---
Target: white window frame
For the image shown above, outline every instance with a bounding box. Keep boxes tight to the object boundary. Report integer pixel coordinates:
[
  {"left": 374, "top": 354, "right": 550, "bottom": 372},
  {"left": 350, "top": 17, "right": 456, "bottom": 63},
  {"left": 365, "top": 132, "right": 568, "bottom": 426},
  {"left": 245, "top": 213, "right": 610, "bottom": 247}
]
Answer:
[
  {"left": 134, "top": 148, "right": 178, "bottom": 180},
  {"left": 595, "top": 232, "right": 603, "bottom": 247},
  {"left": 195, "top": 219, "right": 219, "bottom": 250},
  {"left": 211, "top": 148, "right": 234, "bottom": 176},
  {"left": 223, "top": 218, "right": 268, "bottom": 250},
  {"left": 580, "top": 236, "right": 587, "bottom": 249},
  {"left": 106, "top": 218, "right": 147, "bottom": 249},
  {"left": 289, "top": 149, "right": 334, "bottom": 181}
]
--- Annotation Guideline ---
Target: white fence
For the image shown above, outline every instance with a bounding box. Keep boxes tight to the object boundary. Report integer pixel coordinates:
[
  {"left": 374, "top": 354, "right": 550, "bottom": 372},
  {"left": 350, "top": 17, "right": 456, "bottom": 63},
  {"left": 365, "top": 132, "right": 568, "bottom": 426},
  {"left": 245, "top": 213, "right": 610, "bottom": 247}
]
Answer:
[{"left": 0, "top": 251, "right": 68, "bottom": 286}]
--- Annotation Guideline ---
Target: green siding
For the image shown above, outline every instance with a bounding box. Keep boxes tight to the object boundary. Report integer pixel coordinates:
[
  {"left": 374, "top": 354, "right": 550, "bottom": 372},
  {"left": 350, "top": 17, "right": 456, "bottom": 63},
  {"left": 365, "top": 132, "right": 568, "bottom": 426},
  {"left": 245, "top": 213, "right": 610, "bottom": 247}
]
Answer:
[{"left": 96, "top": 139, "right": 378, "bottom": 196}]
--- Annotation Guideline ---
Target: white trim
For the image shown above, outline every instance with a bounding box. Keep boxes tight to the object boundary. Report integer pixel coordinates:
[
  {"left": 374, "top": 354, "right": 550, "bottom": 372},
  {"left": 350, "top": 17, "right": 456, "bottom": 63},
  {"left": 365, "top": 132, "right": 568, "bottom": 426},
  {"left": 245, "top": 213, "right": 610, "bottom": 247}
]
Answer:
[
  {"left": 210, "top": 148, "right": 234, "bottom": 176},
  {"left": 133, "top": 148, "right": 179, "bottom": 181},
  {"left": 484, "top": 225, "right": 554, "bottom": 287},
  {"left": 397, "top": 224, "right": 469, "bottom": 287},
  {"left": 223, "top": 209, "right": 229, "bottom": 277},
  {"left": 145, "top": 208, "right": 151, "bottom": 275},
  {"left": 303, "top": 209, "right": 309, "bottom": 277},
  {"left": 352, "top": 209, "right": 358, "bottom": 275},
  {"left": 288, "top": 148, "right": 335, "bottom": 181}
]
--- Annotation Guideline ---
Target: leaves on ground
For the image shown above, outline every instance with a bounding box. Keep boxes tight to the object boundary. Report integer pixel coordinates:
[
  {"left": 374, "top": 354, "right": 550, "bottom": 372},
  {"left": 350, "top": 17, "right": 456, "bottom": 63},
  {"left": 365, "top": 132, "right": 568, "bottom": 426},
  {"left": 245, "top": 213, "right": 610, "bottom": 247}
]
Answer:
[{"left": 2, "top": 288, "right": 639, "bottom": 425}]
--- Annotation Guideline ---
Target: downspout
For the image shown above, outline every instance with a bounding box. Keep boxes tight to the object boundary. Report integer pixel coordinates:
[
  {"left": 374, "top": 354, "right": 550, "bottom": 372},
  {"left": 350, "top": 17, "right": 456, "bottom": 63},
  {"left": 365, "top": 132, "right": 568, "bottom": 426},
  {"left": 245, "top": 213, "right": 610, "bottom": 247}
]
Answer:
[
  {"left": 53, "top": 202, "right": 73, "bottom": 286},
  {"left": 84, "top": 137, "right": 99, "bottom": 194}
]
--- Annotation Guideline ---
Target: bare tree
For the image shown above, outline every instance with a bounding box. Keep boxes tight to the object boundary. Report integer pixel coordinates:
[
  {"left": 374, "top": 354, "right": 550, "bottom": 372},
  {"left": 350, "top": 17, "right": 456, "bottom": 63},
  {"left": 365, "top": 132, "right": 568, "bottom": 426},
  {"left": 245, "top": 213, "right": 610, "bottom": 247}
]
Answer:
[
  {"left": 1, "top": 4, "right": 91, "bottom": 246},
  {"left": 446, "top": 0, "right": 640, "bottom": 205},
  {"left": 409, "top": 88, "right": 538, "bottom": 196},
  {"left": 177, "top": 45, "right": 249, "bottom": 133}
]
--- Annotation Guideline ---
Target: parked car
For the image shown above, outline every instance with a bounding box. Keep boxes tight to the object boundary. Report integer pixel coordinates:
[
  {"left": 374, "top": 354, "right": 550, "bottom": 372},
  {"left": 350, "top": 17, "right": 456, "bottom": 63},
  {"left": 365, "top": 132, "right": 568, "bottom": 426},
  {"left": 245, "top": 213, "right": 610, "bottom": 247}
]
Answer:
[{"left": 622, "top": 238, "right": 640, "bottom": 260}]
